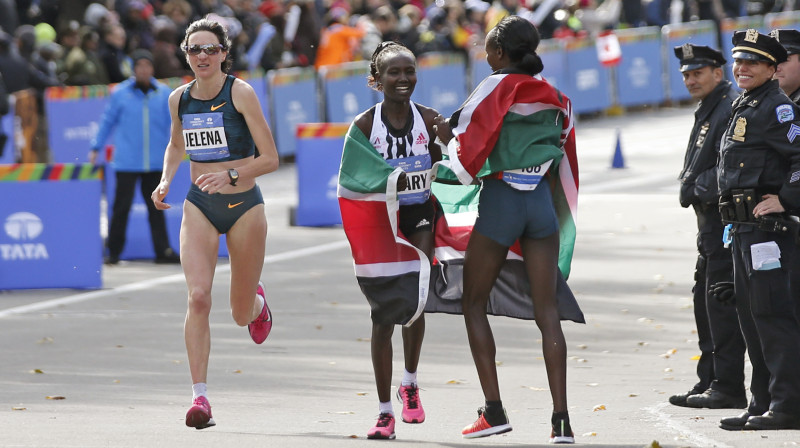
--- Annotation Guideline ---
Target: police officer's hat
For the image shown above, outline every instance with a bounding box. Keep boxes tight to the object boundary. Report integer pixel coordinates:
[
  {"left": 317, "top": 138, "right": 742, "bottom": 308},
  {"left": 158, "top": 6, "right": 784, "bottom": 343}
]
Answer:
[
  {"left": 731, "top": 29, "right": 787, "bottom": 65},
  {"left": 770, "top": 29, "right": 800, "bottom": 56},
  {"left": 673, "top": 43, "right": 726, "bottom": 72}
]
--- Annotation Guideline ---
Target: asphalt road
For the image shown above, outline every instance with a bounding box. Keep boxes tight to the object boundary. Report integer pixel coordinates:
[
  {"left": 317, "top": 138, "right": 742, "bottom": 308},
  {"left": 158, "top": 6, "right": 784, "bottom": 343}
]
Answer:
[{"left": 2, "top": 104, "right": 799, "bottom": 447}]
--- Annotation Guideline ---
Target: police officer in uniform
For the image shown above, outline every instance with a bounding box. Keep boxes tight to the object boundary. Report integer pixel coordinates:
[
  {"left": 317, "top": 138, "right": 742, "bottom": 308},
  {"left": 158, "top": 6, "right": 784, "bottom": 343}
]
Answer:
[
  {"left": 771, "top": 29, "right": 800, "bottom": 309},
  {"left": 717, "top": 29, "right": 800, "bottom": 431},
  {"left": 668, "top": 44, "right": 747, "bottom": 410}
]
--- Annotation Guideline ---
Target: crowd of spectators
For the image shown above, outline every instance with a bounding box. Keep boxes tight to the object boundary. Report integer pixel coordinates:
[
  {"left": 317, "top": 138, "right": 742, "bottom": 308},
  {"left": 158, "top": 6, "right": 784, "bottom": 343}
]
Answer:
[
  {"left": 0, "top": 0, "right": 798, "bottom": 161},
  {"left": 3, "top": 0, "right": 798, "bottom": 93}
]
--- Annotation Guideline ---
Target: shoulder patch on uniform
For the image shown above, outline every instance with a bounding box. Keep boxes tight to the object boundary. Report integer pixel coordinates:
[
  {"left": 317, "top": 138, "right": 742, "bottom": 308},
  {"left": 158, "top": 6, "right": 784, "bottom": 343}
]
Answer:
[{"left": 776, "top": 104, "right": 795, "bottom": 123}]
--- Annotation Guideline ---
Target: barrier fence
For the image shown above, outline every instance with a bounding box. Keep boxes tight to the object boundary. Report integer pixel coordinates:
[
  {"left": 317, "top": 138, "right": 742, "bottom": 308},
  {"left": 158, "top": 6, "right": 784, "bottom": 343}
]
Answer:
[{"left": 0, "top": 164, "right": 102, "bottom": 289}]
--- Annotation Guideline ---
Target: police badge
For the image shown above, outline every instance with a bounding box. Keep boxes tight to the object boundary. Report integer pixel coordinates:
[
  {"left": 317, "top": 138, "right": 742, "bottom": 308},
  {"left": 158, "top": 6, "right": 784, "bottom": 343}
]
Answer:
[{"left": 733, "top": 117, "right": 747, "bottom": 142}]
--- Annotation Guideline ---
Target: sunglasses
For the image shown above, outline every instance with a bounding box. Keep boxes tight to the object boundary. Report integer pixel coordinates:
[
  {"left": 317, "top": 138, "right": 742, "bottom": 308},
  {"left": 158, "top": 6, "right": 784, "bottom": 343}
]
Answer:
[{"left": 183, "top": 44, "right": 226, "bottom": 56}]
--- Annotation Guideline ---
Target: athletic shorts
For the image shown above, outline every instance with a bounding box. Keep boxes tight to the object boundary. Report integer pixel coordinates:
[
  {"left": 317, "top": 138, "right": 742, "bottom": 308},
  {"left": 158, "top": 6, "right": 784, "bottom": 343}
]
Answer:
[
  {"left": 398, "top": 198, "right": 435, "bottom": 237},
  {"left": 186, "top": 183, "right": 264, "bottom": 234},
  {"left": 474, "top": 178, "right": 558, "bottom": 247}
]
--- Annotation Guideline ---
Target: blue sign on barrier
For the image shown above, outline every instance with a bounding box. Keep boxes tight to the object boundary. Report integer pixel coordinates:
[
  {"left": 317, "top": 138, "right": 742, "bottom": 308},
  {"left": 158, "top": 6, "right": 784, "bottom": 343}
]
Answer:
[
  {"left": 469, "top": 48, "right": 493, "bottom": 90},
  {"left": 105, "top": 162, "right": 228, "bottom": 260},
  {"left": 319, "top": 61, "right": 377, "bottom": 124},
  {"left": 414, "top": 53, "right": 467, "bottom": 118},
  {"left": 0, "top": 165, "right": 102, "bottom": 289},
  {"left": 46, "top": 90, "right": 109, "bottom": 164},
  {"left": 294, "top": 123, "right": 347, "bottom": 227},
  {"left": 241, "top": 71, "right": 272, "bottom": 130},
  {"left": 615, "top": 27, "right": 665, "bottom": 107},
  {"left": 539, "top": 39, "right": 567, "bottom": 90},
  {"left": 268, "top": 67, "right": 319, "bottom": 158},
  {"left": 562, "top": 38, "right": 612, "bottom": 114},
  {"left": 1, "top": 108, "right": 13, "bottom": 164}
]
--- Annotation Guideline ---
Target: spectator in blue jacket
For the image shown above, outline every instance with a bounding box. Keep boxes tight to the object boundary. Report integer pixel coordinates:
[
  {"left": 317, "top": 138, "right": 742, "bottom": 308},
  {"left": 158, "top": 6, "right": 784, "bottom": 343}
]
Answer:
[{"left": 90, "top": 49, "right": 179, "bottom": 265}]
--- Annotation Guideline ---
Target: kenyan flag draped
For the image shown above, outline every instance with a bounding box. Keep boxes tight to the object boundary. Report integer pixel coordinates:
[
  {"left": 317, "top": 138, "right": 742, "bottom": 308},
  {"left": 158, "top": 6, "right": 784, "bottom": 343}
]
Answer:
[
  {"left": 443, "top": 72, "right": 579, "bottom": 279},
  {"left": 337, "top": 124, "right": 430, "bottom": 326}
]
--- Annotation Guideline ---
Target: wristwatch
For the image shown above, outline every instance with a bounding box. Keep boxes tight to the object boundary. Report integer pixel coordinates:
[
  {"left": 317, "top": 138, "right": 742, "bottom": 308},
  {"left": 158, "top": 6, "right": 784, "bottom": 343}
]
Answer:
[{"left": 227, "top": 168, "right": 239, "bottom": 186}]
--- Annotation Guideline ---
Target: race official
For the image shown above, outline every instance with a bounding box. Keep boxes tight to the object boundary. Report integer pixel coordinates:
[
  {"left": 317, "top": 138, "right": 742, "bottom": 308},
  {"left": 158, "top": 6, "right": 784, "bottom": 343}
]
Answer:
[
  {"left": 717, "top": 29, "right": 800, "bottom": 431},
  {"left": 668, "top": 44, "right": 747, "bottom": 410}
]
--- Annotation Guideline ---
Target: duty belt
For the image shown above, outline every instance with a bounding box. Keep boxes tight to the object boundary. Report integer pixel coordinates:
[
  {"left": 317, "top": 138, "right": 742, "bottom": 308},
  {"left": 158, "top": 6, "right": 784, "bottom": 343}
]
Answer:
[{"left": 719, "top": 188, "right": 800, "bottom": 241}]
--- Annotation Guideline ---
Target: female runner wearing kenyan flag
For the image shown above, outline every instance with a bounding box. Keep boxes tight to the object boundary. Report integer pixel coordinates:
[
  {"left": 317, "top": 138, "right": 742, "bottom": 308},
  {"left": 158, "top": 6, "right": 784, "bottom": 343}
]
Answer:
[
  {"left": 344, "top": 41, "right": 441, "bottom": 440},
  {"left": 433, "top": 16, "right": 578, "bottom": 444}
]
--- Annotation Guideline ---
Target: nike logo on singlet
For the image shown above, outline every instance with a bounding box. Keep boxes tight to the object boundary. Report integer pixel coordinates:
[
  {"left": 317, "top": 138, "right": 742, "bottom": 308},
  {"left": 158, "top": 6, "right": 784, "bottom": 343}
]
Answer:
[
  {"left": 228, "top": 201, "right": 244, "bottom": 209},
  {"left": 211, "top": 102, "right": 226, "bottom": 111}
]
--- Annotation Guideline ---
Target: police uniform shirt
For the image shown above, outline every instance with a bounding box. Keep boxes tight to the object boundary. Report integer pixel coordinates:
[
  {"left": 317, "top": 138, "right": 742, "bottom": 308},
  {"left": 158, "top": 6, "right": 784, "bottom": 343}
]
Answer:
[
  {"left": 718, "top": 79, "right": 800, "bottom": 214},
  {"left": 178, "top": 75, "right": 256, "bottom": 162},
  {"left": 679, "top": 80, "right": 738, "bottom": 208},
  {"left": 369, "top": 102, "right": 432, "bottom": 205}
]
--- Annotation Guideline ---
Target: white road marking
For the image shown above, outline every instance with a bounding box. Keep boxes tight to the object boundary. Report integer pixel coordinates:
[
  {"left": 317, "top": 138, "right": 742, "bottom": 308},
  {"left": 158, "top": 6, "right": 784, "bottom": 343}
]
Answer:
[
  {"left": 0, "top": 240, "right": 349, "bottom": 318},
  {"left": 642, "top": 402, "right": 733, "bottom": 448}
]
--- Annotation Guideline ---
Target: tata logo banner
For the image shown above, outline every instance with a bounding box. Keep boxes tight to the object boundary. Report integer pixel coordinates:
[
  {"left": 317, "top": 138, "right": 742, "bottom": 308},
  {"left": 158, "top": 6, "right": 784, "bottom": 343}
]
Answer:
[{"left": 0, "top": 164, "right": 102, "bottom": 289}]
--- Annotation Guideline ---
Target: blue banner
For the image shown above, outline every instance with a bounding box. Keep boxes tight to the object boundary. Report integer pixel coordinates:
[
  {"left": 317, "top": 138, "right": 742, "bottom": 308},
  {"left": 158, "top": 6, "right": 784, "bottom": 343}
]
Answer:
[
  {"left": 414, "top": 53, "right": 467, "bottom": 118},
  {"left": 294, "top": 123, "right": 347, "bottom": 227},
  {"left": 662, "top": 20, "right": 719, "bottom": 101},
  {"left": 0, "top": 178, "right": 102, "bottom": 289},
  {"left": 319, "top": 61, "right": 376, "bottom": 124},
  {"left": 539, "top": 39, "right": 567, "bottom": 91},
  {"left": 615, "top": 27, "right": 665, "bottom": 107},
  {"left": 267, "top": 67, "right": 319, "bottom": 158},
  {"left": 469, "top": 48, "right": 493, "bottom": 91},
  {"left": 47, "top": 96, "right": 109, "bottom": 163},
  {"left": 561, "top": 38, "right": 612, "bottom": 114},
  {"left": 105, "top": 162, "right": 228, "bottom": 260},
  {"left": 242, "top": 72, "right": 271, "bottom": 129}
]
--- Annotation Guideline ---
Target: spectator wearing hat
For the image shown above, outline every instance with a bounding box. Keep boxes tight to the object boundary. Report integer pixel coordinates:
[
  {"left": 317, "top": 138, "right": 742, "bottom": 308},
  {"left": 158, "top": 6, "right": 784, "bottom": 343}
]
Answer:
[
  {"left": 668, "top": 43, "right": 747, "bottom": 411},
  {"left": 717, "top": 29, "right": 800, "bottom": 431},
  {"left": 89, "top": 49, "right": 179, "bottom": 265}
]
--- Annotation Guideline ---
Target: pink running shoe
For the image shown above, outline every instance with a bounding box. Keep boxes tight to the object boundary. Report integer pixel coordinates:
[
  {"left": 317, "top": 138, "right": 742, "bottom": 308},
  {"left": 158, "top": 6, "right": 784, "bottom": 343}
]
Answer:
[
  {"left": 248, "top": 282, "right": 272, "bottom": 344},
  {"left": 185, "top": 396, "right": 216, "bottom": 430},
  {"left": 367, "top": 413, "right": 396, "bottom": 440},
  {"left": 397, "top": 384, "right": 425, "bottom": 423}
]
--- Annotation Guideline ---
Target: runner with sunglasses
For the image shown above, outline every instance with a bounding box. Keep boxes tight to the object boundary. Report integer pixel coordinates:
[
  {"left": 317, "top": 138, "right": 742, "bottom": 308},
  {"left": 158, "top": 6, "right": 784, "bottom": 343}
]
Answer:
[{"left": 151, "top": 17, "right": 279, "bottom": 430}]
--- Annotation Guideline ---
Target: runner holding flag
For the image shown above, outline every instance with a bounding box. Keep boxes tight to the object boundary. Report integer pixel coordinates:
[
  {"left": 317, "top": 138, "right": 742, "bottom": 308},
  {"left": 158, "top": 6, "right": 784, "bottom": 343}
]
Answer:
[
  {"left": 337, "top": 41, "right": 442, "bottom": 440},
  {"left": 432, "top": 16, "right": 579, "bottom": 444}
]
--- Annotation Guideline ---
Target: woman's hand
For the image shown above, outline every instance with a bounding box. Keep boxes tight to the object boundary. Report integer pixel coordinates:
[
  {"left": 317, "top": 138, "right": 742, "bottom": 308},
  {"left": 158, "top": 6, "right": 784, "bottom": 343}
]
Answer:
[
  {"left": 152, "top": 180, "right": 171, "bottom": 210},
  {"left": 754, "top": 194, "right": 785, "bottom": 217},
  {"left": 433, "top": 114, "right": 454, "bottom": 145},
  {"left": 195, "top": 171, "right": 229, "bottom": 195},
  {"left": 397, "top": 172, "right": 408, "bottom": 191}
]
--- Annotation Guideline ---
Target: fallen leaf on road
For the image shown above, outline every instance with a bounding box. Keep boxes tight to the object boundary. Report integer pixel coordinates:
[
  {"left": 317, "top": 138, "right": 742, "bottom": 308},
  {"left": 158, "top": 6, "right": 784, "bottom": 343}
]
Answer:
[
  {"left": 582, "top": 432, "right": 597, "bottom": 437},
  {"left": 690, "top": 355, "right": 700, "bottom": 361},
  {"left": 45, "top": 396, "right": 65, "bottom": 400},
  {"left": 356, "top": 392, "right": 368, "bottom": 396},
  {"left": 36, "top": 337, "right": 53, "bottom": 344},
  {"left": 12, "top": 407, "right": 26, "bottom": 411},
  {"left": 593, "top": 404, "right": 606, "bottom": 411},
  {"left": 446, "top": 379, "right": 466, "bottom": 385},
  {"left": 30, "top": 369, "right": 44, "bottom": 374},
  {"left": 232, "top": 370, "right": 242, "bottom": 374}
]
